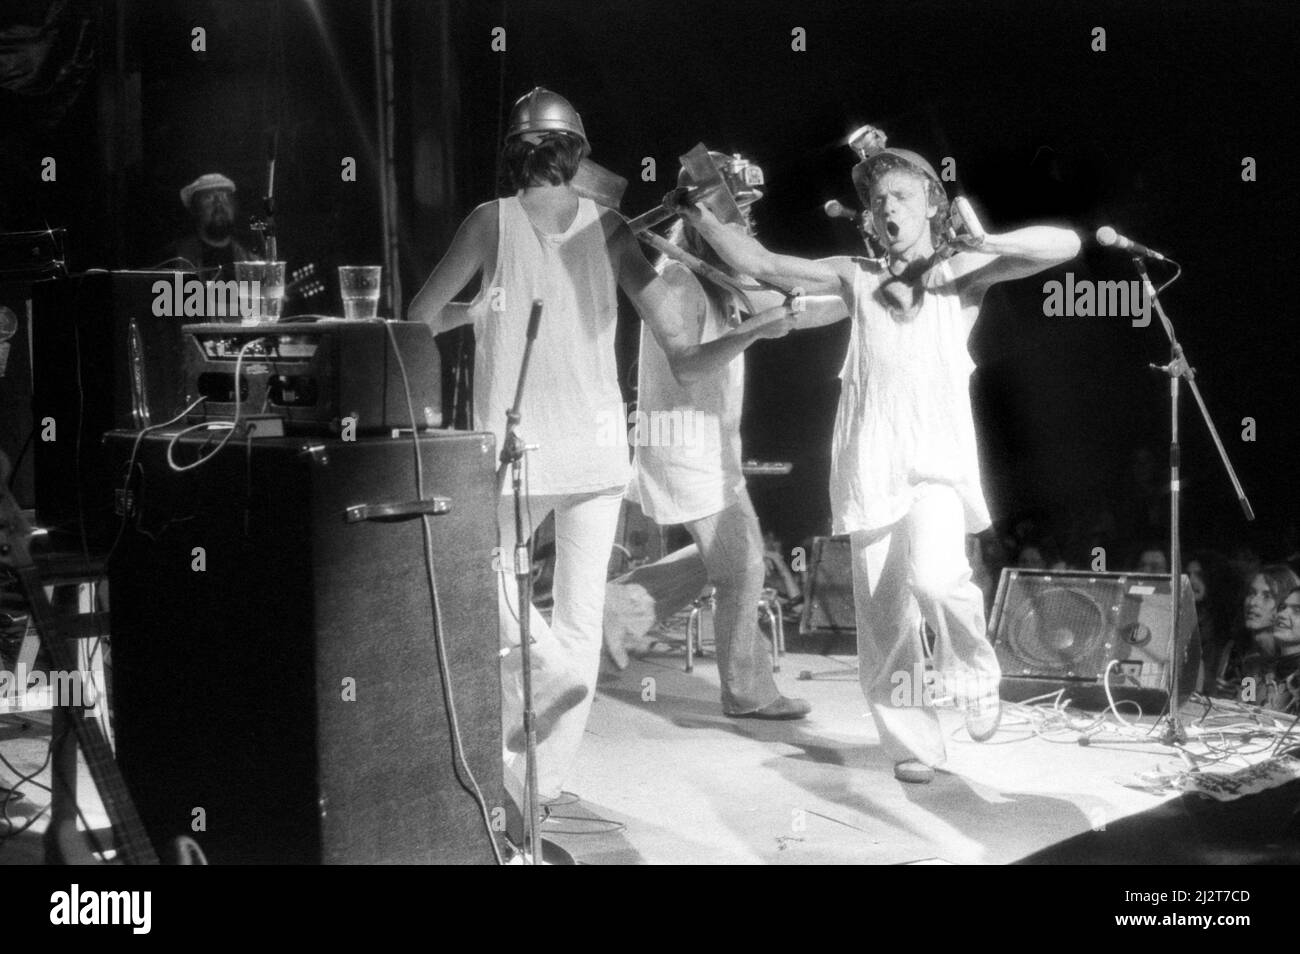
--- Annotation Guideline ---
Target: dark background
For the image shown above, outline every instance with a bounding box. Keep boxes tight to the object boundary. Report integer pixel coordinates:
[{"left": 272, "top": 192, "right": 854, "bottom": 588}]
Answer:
[{"left": 2, "top": 0, "right": 1296, "bottom": 563}]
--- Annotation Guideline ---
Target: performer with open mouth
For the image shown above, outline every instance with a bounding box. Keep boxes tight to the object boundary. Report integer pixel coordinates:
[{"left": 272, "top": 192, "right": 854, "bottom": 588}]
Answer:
[{"left": 680, "top": 135, "right": 1080, "bottom": 783}]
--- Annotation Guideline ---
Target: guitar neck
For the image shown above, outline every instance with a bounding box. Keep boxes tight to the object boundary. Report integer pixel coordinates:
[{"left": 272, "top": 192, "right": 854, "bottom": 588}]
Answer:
[{"left": 14, "top": 564, "right": 160, "bottom": 865}]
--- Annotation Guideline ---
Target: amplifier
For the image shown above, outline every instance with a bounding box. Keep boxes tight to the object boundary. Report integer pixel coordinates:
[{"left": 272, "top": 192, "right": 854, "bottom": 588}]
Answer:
[
  {"left": 801, "top": 536, "right": 856, "bottom": 634},
  {"left": 990, "top": 568, "right": 1200, "bottom": 711},
  {"left": 103, "top": 428, "right": 503, "bottom": 864},
  {"left": 182, "top": 319, "right": 442, "bottom": 436},
  {"left": 32, "top": 270, "right": 192, "bottom": 540}
]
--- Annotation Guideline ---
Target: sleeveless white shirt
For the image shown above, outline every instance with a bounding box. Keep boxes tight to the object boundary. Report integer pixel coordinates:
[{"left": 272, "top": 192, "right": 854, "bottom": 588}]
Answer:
[
  {"left": 469, "top": 196, "right": 629, "bottom": 495},
  {"left": 829, "top": 260, "right": 991, "bottom": 535},
  {"left": 630, "top": 262, "right": 746, "bottom": 524}
]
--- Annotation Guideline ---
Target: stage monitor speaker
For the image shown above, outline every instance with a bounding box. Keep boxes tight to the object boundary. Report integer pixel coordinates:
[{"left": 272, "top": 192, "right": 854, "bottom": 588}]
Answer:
[
  {"left": 989, "top": 568, "right": 1200, "bottom": 712},
  {"left": 103, "top": 428, "right": 503, "bottom": 864},
  {"left": 32, "top": 271, "right": 191, "bottom": 542},
  {"left": 801, "top": 535, "right": 856, "bottom": 634}
]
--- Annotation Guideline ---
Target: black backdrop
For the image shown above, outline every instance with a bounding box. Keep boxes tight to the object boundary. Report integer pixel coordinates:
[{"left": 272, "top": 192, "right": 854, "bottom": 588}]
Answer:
[{"left": 3, "top": 0, "right": 1296, "bottom": 560}]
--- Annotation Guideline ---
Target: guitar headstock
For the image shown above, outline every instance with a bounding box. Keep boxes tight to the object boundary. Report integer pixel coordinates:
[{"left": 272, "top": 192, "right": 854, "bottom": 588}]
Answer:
[
  {"left": 286, "top": 263, "right": 325, "bottom": 303},
  {"left": 0, "top": 451, "right": 35, "bottom": 572}
]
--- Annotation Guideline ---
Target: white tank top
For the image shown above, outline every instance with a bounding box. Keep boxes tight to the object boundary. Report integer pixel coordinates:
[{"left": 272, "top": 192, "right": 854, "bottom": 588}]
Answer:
[
  {"left": 630, "top": 262, "right": 746, "bottom": 524},
  {"left": 829, "top": 260, "right": 991, "bottom": 535},
  {"left": 469, "top": 195, "right": 629, "bottom": 495}
]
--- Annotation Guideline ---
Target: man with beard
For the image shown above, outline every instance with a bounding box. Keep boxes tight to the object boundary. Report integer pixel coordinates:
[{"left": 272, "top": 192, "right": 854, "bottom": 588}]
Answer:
[
  {"left": 166, "top": 173, "right": 252, "bottom": 279},
  {"left": 682, "top": 142, "right": 1080, "bottom": 783}
]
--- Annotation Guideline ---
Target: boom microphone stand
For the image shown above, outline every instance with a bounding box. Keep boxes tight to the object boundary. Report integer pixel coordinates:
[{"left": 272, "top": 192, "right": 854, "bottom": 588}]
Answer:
[
  {"left": 1130, "top": 256, "right": 1254, "bottom": 745},
  {"left": 497, "top": 299, "right": 544, "bottom": 864}
]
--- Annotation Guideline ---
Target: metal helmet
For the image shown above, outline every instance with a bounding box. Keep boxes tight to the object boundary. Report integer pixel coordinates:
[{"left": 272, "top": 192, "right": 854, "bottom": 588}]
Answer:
[
  {"left": 852, "top": 147, "right": 943, "bottom": 208},
  {"left": 505, "top": 87, "right": 590, "bottom": 157}
]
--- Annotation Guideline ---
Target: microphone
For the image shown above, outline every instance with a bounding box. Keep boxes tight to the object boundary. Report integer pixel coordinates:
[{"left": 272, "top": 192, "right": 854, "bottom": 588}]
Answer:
[
  {"left": 1096, "top": 226, "right": 1169, "bottom": 262},
  {"left": 526, "top": 299, "right": 543, "bottom": 341},
  {"left": 823, "top": 199, "right": 856, "bottom": 220},
  {"left": 266, "top": 128, "right": 278, "bottom": 200}
]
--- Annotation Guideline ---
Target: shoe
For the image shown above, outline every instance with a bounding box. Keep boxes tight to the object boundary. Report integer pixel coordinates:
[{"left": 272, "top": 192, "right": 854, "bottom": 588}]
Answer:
[
  {"left": 725, "top": 695, "right": 811, "bottom": 720},
  {"left": 894, "top": 760, "right": 935, "bottom": 784},
  {"left": 602, "top": 605, "right": 630, "bottom": 670},
  {"left": 964, "top": 696, "right": 1002, "bottom": 742},
  {"left": 603, "top": 629, "right": 630, "bottom": 670}
]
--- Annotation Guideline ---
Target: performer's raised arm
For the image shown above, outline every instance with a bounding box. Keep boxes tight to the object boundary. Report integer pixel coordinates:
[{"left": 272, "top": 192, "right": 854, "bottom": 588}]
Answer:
[{"left": 926, "top": 225, "right": 1081, "bottom": 300}]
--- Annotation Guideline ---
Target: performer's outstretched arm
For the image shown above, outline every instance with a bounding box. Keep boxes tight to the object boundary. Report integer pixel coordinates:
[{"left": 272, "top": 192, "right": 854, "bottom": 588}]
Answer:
[
  {"left": 927, "top": 225, "right": 1082, "bottom": 298},
  {"left": 682, "top": 203, "right": 851, "bottom": 298},
  {"left": 408, "top": 201, "right": 496, "bottom": 333},
  {"left": 607, "top": 214, "right": 794, "bottom": 384},
  {"left": 787, "top": 295, "right": 851, "bottom": 330}
]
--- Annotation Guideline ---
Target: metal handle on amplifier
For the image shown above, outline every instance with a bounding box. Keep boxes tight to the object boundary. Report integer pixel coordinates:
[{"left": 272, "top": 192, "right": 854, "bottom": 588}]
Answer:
[{"left": 344, "top": 497, "right": 451, "bottom": 523}]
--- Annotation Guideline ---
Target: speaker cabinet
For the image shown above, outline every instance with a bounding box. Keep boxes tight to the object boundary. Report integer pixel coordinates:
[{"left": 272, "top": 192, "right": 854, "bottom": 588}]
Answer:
[
  {"left": 801, "top": 536, "right": 855, "bottom": 634},
  {"left": 103, "top": 429, "right": 503, "bottom": 864},
  {"left": 989, "top": 569, "right": 1200, "bottom": 711},
  {"left": 33, "top": 272, "right": 192, "bottom": 541}
]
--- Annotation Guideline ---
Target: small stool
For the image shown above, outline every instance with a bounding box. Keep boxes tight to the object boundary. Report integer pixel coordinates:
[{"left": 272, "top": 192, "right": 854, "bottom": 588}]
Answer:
[
  {"left": 684, "top": 587, "right": 716, "bottom": 673},
  {"left": 759, "top": 587, "right": 785, "bottom": 672},
  {"left": 684, "top": 586, "right": 785, "bottom": 674}
]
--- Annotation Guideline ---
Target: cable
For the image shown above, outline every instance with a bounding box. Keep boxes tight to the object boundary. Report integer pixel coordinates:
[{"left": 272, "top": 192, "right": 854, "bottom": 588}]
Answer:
[
  {"left": 384, "top": 321, "right": 503, "bottom": 864},
  {"left": 103, "top": 395, "right": 207, "bottom": 570},
  {"left": 1153, "top": 261, "right": 1182, "bottom": 298},
  {"left": 4, "top": 427, "right": 34, "bottom": 491},
  {"left": 0, "top": 725, "right": 54, "bottom": 852},
  {"left": 1101, "top": 659, "right": 1142, "bottom": 728},
  {"left": 165, "top": 338, "right": 260, "bottom": 473}
]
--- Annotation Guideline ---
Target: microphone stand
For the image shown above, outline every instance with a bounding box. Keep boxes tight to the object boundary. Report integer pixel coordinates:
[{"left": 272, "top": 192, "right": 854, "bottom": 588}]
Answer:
[
  {"left": 1131, "top": 257, "right": 1254, "bottom": 746},
  {"left": 251, "top": 129, "right": 278, "bottom": 262},
  {"left": 497, "top": 300, "right": 544, "bottom": 864}
]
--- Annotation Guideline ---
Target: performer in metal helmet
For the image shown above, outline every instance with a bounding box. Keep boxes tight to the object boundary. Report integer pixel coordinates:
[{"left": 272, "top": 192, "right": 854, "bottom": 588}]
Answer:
[
  {"left": 604, "top": 150, "right": 846, "bottom": 719},
  {"left": 409, "top": 90, "right": 796, "bottom": 808},
  {"left": 682, "top": 133, "right": 1081, "bottom": 783}
]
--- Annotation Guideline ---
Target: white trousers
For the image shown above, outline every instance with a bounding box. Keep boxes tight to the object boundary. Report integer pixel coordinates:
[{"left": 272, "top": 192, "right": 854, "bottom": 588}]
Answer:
[
  {"left": 497, "top": 488, "right": 624, "bottom": 802},
  {"left": 849, "top": 484, "right": 1000, "bottom": 767}
]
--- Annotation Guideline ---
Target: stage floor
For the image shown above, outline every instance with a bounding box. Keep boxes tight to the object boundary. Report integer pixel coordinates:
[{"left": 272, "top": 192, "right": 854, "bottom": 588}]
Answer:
[
  {"left": 3, "top": 643, "right": 1298, "bottom": 865},
  {"left": 542, "top": 647, "right": 1209, "bottom": 864}
]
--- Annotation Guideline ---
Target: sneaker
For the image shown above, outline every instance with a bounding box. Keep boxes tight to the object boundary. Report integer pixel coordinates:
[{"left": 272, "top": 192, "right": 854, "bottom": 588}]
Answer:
[
  {"left": 725, "top": 695, "right": 811, "bottom": 720},
  {"left": 894, "top": 760, "right": 935, "bottom": 784}
]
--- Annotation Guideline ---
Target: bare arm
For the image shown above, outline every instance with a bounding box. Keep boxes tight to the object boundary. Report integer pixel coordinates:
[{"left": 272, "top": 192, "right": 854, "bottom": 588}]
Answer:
[
  {"left": 608, "top": 215, "right": 794, "bottom": 384},
  {"left": 788, "top": 294, "right": 850, "bottom": 330},
  {"left": 926, "top": 225, "right": 1082, "bottom": 301},
  {"left": 734, "top": 287, "right": 848, "bottom": 331},
  {"left": 407, "top": 201, "right": 496, "bottom": 333},
  {"left": 683, "top": 203, "right": 851, "bottom": 297}
]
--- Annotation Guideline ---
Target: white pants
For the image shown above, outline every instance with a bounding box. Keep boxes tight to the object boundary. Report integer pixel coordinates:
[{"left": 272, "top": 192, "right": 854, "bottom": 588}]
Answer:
[
  {"left": 849, "top": 485, "right": 1000, "bottom": 767},
  {"left": 498, "top": 488, "right": 624, "bottom": 802}
]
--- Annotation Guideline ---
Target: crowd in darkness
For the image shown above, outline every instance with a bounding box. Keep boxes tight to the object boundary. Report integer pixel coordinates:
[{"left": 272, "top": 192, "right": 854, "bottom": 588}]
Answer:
[
  {"left": 757, "top": 443, "right": 1300, "bottom": 716},
  {"left": 959, "top": 444, "right": 1300, "bottom": 714}
]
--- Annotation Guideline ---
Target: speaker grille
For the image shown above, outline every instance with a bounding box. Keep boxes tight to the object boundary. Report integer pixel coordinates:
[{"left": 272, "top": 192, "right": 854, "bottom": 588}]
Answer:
[
  {"left": 1005, "top": 585, "right": 1110, "bottom": 676},
  {"left": 990, "top": 569, "right": 1200, "bottom": 709}
]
